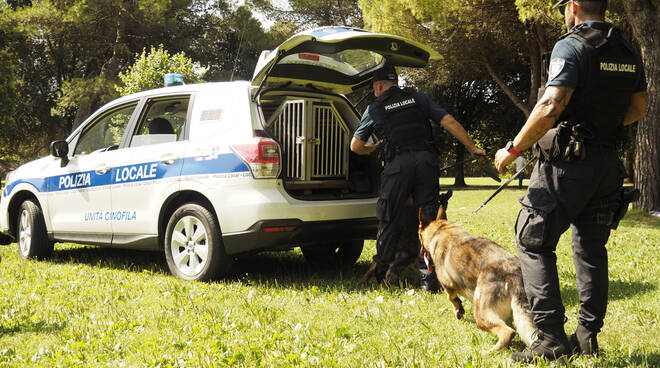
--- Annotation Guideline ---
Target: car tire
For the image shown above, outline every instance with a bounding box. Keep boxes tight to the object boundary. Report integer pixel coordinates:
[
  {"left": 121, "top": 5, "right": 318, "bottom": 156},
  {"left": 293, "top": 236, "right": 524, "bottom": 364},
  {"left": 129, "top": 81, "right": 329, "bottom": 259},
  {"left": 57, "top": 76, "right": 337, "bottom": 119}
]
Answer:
[
  {"left": 17, "top": 199, "right": 53, "bottom": 260},
  {"left": 164, "top": 203, "right": 231, "bottom": 281},
  {"left": 301, "top": 240, "right": 364, "bottom": 267}
]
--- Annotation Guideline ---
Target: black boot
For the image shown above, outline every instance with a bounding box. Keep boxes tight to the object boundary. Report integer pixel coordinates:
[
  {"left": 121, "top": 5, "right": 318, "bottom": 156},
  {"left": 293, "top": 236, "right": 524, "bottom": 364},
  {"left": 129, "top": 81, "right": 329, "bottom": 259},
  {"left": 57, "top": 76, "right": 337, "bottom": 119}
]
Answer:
[
  {"left": 420, "top": 271, "right": 441, "bottom": 293},
  {"left": 375, "top": 263, "right": 388, "bottom": 284},
  {"left": 570, "top": 324, "right": 599, "bottom": 356},
  {"left": 511, "top": 325, "right": 571, "bottom": 363}
]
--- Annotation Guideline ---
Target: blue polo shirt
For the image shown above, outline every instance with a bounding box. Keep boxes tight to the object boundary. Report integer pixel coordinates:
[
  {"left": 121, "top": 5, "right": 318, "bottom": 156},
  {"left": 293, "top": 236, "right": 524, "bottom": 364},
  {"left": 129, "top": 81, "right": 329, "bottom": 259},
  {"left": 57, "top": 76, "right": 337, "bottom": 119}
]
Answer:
[
  {"left": 353, "top": 87, "right": 448, "bottom": 142},
  {"left": 547, "top": 20, "right": 647, "bottom": 92}
]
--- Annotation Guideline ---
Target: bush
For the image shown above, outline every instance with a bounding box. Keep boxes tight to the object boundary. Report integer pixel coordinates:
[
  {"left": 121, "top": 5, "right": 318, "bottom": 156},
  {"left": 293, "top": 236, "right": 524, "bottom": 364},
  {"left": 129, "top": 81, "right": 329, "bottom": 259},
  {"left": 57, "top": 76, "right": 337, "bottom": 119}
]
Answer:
[{"left": 116, "top": 45, "right": 207, "bottom": 96}]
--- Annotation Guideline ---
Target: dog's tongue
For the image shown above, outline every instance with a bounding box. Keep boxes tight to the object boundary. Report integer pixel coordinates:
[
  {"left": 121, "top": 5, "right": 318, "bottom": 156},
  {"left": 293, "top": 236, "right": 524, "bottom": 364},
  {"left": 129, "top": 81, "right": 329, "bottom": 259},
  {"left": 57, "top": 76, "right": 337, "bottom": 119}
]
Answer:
[{"left": 423, "top": 251, "right": 433, "bottom": 273}]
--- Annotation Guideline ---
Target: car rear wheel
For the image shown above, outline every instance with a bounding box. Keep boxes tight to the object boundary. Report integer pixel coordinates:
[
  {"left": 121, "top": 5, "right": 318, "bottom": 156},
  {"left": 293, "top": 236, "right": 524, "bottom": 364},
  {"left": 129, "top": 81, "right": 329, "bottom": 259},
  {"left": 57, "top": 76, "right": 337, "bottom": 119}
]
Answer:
[
  {"left": 164, "top": 203, "right": 230, "bottom": 281},
  {"left": 17, "top": 199, "right": 53, "bottom": 259},
  {"left": 301, "top": 240, "right": 364, "bottom": 267}
]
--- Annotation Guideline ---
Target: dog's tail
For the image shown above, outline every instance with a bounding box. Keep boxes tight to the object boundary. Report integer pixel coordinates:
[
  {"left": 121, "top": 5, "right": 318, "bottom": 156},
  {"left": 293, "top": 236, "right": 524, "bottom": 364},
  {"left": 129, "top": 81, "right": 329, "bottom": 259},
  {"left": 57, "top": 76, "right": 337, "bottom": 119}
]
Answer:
[{"left": 508, "top": 275, "right": 536, "bottom": 347}]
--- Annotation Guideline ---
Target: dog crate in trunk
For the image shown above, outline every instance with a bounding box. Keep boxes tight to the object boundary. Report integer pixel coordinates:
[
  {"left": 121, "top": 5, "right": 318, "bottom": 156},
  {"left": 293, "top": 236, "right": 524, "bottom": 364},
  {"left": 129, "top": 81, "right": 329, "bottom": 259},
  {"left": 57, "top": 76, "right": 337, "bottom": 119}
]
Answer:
[{"left": 265, "top": 98, "right": 350, "bottom": 190}]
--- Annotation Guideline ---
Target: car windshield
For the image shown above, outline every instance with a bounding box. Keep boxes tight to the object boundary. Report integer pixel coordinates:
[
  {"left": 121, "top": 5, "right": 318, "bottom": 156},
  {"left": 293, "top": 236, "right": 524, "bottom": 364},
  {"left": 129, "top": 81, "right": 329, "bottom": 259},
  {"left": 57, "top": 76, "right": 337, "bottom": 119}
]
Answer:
[{"left": 278, "top": 49, "right": 383, "bottom": 76}]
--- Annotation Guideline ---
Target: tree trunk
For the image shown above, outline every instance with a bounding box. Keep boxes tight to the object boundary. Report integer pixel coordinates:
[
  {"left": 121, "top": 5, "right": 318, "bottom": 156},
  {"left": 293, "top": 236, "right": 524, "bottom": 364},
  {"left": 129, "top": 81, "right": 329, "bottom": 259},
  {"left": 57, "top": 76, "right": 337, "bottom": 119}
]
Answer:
[
  {"left": 453, "top": 145, "right": 466, "bottom": 187},
  {"left": 623, "top": 0, "right": 660, "bottom": 211},
  {"left": 526, "top": 23, "right": 542, "bottom": 106},
  {"left": 483, "top": 61, "right": 532, "bottom": 118}
]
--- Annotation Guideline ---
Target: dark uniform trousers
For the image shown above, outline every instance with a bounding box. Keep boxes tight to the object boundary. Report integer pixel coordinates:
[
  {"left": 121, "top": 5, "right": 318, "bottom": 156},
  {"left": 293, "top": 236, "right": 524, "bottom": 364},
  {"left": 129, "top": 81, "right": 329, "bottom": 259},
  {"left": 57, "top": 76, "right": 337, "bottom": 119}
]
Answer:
[
  {"left": 516, "top": 148, "right": 623, "bottom": 332},
  {"left": 374, "top": 149, "right": 439, "bottom": 280}
]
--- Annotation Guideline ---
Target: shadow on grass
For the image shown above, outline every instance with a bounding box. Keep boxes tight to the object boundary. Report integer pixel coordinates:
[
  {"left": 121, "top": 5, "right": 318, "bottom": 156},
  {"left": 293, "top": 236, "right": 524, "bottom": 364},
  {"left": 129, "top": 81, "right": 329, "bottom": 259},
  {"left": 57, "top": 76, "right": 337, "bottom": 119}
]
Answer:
[
  {"left": 46, "top": 245, "right": 168, "bottom": 274},
  {"left": 43, "top": 244, "right": 658, "bottom": 299},
  {"left": 560, "top": 279, "right": 656, "bottom": 308},
  {"left": 0, "top": 319, "right": 66, "bottom": 336},
  {"left": 44, "top": 245, "right": 383, "bottom": 291},
  {"left": 229, "top": 252, "right": 387, "bottom": 292}
]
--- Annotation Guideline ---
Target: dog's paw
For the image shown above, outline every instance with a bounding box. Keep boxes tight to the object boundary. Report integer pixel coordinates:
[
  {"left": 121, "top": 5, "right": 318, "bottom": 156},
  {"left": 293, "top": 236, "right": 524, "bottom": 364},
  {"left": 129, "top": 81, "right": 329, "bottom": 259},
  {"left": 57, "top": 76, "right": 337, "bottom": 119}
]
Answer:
[{"left": 455, "top": 307, "right": 465, "bottom": 320}]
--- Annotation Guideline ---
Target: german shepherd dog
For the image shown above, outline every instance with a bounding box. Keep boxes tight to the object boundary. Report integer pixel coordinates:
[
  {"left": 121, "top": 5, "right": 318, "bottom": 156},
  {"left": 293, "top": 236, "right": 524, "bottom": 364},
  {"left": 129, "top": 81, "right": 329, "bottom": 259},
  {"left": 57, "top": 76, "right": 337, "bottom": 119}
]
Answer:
[{"left": 418, "top": 191, "right": 536, "bottom": 353}]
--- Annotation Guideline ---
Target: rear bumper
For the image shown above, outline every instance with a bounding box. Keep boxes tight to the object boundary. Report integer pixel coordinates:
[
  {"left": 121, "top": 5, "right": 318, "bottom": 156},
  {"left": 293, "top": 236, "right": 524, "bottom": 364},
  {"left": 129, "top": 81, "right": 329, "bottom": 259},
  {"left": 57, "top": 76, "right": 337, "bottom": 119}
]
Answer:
[{"left": 222, "top": 217, "right": 378, "bottom": 255}]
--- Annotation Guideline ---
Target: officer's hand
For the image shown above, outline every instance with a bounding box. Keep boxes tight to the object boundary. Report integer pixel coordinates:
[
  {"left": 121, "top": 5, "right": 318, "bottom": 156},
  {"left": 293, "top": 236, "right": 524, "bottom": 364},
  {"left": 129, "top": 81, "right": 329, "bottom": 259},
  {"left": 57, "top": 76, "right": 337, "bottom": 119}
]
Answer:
[
  {"left": 365, "top": 141, "right": 380, "bottom": 155},
  {"left": 469, "top": 147, "right": 486, "bottom": 164},
  {"left": 470, "top": 147, "right": 486, "bottom": 157},
  {"left": 494, "top": 148, "right": 516, "bottom": 174}
]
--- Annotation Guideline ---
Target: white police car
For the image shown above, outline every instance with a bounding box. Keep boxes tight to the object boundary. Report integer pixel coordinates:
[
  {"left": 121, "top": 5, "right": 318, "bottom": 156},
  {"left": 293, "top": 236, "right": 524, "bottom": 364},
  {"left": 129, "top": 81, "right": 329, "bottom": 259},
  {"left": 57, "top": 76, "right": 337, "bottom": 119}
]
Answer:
[{"left": 0, "top": 27, "right": 439, "bottom": 281}]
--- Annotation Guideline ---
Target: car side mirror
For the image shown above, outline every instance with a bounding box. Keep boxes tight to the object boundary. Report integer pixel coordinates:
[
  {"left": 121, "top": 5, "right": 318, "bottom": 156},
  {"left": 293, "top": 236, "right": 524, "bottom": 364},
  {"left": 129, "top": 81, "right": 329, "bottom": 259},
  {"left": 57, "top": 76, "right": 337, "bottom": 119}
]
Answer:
[{"left": 50, "top": 140, "right": 69, "bottom": 167}]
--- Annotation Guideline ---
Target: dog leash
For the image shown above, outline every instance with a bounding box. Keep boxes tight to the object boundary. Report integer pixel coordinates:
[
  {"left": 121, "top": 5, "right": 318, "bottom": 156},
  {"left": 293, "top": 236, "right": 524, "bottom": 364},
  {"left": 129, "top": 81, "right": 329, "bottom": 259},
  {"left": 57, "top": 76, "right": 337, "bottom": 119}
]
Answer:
[{"left": 460, "top": 157, "right": 538, "bottom": 225}]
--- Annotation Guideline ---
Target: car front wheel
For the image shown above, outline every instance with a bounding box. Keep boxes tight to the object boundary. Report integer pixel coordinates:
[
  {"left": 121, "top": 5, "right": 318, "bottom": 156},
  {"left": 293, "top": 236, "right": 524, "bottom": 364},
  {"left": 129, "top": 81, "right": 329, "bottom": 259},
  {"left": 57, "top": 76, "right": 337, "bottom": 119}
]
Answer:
[
  {"left": 301, "top": 240, "right": 364, "bottom": 267},
  {"left": 164, "top": 203, "right": 230, "bottom": 281},
  {"left": 17, "top": 199, "right": 53, "bottom": 259}
]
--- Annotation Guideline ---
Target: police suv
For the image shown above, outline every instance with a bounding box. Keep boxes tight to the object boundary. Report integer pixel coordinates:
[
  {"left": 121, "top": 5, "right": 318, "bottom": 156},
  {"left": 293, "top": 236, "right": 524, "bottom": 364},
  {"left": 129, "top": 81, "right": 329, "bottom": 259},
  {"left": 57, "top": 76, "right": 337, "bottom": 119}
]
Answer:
[{"left": 0, "top": 27, "right": 438, "bottom": 281}]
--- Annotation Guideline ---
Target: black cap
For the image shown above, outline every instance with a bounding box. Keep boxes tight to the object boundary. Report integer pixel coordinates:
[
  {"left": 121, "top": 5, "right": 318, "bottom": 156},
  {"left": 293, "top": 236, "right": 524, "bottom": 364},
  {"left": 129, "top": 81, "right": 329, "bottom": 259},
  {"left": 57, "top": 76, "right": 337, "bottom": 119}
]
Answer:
[
  {"left": 552, "top": 0, "right": 605, "bottom": 9},
  {"left": 373, "top": 64, "right": 398, "bottom": 82}
]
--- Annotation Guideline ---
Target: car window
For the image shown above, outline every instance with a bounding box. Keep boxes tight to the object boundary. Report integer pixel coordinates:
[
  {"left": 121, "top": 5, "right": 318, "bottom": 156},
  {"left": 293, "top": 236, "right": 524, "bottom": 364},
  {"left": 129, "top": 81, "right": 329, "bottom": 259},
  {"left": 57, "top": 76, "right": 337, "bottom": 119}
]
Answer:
[
  {"left": 130, "top": 96, "right": 190, "bottom": 148},
  {"left": 74, "top": 103, "right": 138, "bottom": 155},
  {"left": 278, "top": 50, "right": 383, "bottom": 76}
]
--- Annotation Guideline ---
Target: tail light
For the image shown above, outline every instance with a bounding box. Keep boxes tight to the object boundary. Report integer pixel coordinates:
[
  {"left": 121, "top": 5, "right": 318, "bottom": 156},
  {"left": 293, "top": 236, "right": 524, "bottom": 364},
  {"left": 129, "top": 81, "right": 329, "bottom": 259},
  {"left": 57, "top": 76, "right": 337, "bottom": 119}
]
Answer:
[{"left": 230, "top": 138, "right": 281, "bottom": 179}]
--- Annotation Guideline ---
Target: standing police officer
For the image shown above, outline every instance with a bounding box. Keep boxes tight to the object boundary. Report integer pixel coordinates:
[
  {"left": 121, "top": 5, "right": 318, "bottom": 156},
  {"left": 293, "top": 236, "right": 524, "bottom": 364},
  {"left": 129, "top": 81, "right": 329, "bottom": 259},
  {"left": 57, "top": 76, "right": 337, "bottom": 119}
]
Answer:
[
  {"left": 495, "top": 0, "right": 647, "bottom": 362},
  {"left": 351, "top": 63, "right": 485, "bottom": 290}
]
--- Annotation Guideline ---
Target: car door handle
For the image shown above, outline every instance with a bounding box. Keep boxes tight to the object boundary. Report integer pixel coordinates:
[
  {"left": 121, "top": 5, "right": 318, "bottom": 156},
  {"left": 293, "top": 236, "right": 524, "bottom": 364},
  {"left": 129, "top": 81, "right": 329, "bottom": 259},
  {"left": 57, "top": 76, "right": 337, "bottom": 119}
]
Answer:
[
  {"left": 161, "top": 155, "right": 180, "bottom": 165},
  {"left": 95, "top": 166, "right": 110, "bottom": 174}
]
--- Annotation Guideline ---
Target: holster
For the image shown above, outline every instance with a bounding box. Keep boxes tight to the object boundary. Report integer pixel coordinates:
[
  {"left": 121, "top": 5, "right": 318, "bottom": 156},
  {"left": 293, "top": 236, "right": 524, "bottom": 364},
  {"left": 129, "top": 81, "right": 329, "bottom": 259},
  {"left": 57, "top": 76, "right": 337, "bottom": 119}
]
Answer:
[
  {"left": 610, "top": 187, "right": 640, "bottom": 230},
  {"left": 377, "top": 140, "right": 395, "bottom": 164}
]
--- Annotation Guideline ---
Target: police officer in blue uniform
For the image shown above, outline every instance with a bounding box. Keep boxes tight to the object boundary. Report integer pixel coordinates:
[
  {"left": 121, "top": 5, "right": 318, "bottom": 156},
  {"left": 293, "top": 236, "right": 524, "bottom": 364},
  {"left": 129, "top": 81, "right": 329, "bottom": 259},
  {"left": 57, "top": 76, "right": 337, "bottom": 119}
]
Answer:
[
  {"left": 495, "top": 0, "right": 647, "bottom": 362},
  {"left": 351, "top": 63, "right": 485, "bottom": 290}
]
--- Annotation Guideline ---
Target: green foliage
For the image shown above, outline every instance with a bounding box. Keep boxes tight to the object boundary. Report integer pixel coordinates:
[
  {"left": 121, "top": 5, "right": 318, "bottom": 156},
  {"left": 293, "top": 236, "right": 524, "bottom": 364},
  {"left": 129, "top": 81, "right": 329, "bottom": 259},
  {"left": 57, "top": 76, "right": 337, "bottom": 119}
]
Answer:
[
  {"left": 360, "top": 0, "right": 537, "bottom": 81},
  {"left": 51, "top": 75, "right": 117, "bottom": 118},
  {"left": 0, "top": 184, "right": 658, "bottom": 366},
  {"left": 359, "top": 0, "right": 538, "bottom": 168},
  {"left": 423, "top": 79, "right": 523, "bottom": 176},
  {"left": 116, "top": 45, "right": 207, "bottom": 96},
  {"left": 0, "top": 2, "right": 65, "bottom": 166},
  {"left": 0, "top": 0, "right": 273, "bottom": 166},
  {"left": 250, "top": 0, "right": 364, "bottom": 29},
  {"left": 194, "top": 5, "right": 280, "bottom": 82},
  {"left": 515, "top": 0, "right": 559, "bottom": 22}
]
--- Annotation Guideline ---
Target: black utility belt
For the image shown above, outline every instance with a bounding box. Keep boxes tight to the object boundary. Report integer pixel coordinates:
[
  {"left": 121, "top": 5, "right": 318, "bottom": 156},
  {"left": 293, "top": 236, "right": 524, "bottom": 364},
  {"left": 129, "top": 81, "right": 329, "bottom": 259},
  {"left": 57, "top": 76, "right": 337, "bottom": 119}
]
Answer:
[
  {"left": 533, "top": 122, "right": 614, "bottom": 162},
  {"left": 394, "top": 147, "right": 432, "bottom": 153}
]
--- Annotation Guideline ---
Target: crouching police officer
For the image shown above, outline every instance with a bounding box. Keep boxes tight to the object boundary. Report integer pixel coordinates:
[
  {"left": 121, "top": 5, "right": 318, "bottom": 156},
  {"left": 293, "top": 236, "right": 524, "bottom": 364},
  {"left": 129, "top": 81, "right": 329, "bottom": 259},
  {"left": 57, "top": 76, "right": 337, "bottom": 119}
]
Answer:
[
  {"left": 351, "top": 63, "right": 485, "bottom": 291},
  {"left": 495, "top": 0, "right": 647, "bottom": 362}
]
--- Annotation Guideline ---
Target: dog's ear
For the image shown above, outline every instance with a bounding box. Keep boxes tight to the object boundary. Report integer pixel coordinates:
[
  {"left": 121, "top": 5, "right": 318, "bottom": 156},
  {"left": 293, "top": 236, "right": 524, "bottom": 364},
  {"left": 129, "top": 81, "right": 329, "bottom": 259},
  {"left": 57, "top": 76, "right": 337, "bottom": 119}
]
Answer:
[
  {"left": 436, "top": 205, "right": 447, "bottom": 221},
  {"left": 418, "top": 208, "right": 431, "bottom": 229},
  {"left": 438, "top": 190, "right": 453, "bottom": 210}
]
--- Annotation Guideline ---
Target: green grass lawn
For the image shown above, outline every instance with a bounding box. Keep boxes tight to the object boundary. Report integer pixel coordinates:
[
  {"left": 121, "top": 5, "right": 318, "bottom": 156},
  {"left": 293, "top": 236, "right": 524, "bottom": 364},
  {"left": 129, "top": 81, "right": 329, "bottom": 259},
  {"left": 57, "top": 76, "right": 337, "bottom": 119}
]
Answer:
[{"left": 1, "top": 178, "right": 658, "bottom": 367}]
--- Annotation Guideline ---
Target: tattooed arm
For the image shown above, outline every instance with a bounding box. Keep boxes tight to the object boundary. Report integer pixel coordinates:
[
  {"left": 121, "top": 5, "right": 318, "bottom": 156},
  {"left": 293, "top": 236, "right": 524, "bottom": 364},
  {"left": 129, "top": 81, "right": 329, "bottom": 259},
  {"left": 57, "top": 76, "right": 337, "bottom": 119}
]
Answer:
[{"left": 494, "top": 86, "right": 574, "bottom": 173}]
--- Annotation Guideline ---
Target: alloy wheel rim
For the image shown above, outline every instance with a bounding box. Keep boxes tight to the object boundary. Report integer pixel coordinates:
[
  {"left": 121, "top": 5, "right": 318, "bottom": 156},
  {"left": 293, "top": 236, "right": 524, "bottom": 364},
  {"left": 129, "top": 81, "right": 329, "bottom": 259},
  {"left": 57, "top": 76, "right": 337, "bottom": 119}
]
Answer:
[
  {"left": 18, "top": 210, "right": 32, "bottom": 256},
  {"left": 170, "top": 215, "right": 209, "bottom": 277}
]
